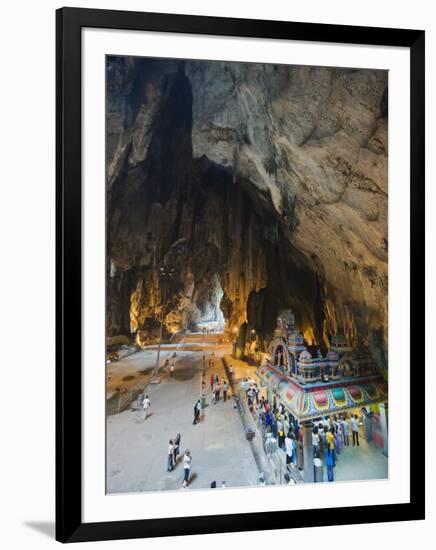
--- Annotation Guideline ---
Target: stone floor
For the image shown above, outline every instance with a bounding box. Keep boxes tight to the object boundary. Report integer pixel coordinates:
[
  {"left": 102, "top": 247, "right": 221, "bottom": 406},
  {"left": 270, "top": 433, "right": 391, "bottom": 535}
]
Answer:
[
  {"left": 106, "top": 337, "right": 260, "bottom": 493},
  {"left": 332, "top": 434, "right": 388, "bottom": 482}
]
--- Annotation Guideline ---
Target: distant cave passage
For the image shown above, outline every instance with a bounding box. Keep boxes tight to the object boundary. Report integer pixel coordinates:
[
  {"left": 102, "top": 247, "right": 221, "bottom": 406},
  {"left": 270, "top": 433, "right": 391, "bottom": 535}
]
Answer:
[{"left": 188, "top": 274, "right": 226, "bottom": 331}]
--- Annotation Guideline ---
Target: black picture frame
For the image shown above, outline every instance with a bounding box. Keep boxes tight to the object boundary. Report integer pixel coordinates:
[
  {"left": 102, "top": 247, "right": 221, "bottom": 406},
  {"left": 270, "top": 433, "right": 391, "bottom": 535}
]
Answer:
[{"left": 56, "top": 7, "right": 425, "bottom": 543}]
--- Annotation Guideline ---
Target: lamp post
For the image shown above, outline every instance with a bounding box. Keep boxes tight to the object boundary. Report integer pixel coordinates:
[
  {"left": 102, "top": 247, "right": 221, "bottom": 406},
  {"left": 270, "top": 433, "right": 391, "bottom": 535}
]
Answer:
[{"left": 150, "top": 266, "right": 175, "bottom": 384}]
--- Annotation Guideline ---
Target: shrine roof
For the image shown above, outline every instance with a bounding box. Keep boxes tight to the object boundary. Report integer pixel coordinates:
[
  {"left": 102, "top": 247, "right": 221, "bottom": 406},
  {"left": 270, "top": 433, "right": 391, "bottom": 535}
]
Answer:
[{"left": 256, "top": 364, "right": 388, "bottom": 421}]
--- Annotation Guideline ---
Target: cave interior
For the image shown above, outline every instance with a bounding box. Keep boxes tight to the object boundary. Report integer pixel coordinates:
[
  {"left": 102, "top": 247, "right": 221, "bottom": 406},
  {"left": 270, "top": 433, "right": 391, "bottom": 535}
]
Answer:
[{"left": 106, "top": 57, "right": 388, "bottom": 372}]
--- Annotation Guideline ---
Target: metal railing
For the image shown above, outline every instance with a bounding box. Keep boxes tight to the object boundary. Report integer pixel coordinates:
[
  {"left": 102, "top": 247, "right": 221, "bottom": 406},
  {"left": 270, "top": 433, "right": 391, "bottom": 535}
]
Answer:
[{"left": 107, "top": 384, "right": 145, "bottom": 416}]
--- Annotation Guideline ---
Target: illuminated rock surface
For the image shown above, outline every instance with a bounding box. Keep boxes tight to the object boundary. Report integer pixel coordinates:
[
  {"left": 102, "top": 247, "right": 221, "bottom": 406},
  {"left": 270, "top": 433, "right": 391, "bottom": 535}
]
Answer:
[{"left": 106, "top": 57, "right": 388, "bottom": 369}]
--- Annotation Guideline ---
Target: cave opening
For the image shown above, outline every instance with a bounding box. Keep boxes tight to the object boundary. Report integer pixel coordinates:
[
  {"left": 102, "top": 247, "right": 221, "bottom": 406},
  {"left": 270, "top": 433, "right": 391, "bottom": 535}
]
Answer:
[{"left": 189, "top": 274, "right": 226, "bottom": 333}]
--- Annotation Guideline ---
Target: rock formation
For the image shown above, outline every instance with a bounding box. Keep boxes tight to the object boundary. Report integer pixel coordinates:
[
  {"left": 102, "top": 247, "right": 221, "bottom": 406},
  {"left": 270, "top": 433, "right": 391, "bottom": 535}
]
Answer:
[{"left": 106, "top": 56, "right": 388, "bottom": 370}]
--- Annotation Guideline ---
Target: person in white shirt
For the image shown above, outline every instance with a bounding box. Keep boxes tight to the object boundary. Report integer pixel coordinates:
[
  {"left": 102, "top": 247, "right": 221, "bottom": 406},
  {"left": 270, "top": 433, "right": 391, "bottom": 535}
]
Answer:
[
  {"left": 285, "top": 433, "right": 293, "bottom": 465},
  {"left": 182, "top": 450, "right": 192, "bottom": 488},
  {"left": 167, "top": 439, "right": 174, "bottom": 472},
  {"left": 142, "top": 395, "right": 151, "bottom": 420},
  {"left": 351, "top": 415, "right": 360, "bottom": 446},
  {"left": 312, "top": 426, "right": 320, "bottom": 457}
]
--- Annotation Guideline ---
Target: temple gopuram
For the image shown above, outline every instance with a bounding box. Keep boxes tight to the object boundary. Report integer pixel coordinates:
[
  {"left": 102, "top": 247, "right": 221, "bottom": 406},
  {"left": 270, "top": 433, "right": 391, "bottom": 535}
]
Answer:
[{"left": 256, "top": 310, "right": 388, "bottom": 482}]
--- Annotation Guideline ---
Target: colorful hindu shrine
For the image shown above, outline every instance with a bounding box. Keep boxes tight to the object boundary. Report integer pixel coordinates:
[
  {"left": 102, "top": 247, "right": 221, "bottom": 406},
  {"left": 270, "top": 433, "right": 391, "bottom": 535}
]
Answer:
[{"left": 255, "top": 310, "right": 388, "bottom": 482}]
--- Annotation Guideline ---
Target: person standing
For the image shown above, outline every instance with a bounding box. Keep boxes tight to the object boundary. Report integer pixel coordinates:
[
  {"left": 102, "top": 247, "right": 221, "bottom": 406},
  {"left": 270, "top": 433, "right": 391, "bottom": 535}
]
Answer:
[
  {"left": 253, "top": 384, "right": 259, "bottom": 404},
  {"left": 336, "top": 422, "right": 343, "bottom": 454},
  {"left": 167, "top": 439, "right": 174, "bottom": 472},
  {"left": 285, "top": 432, "right": 293, "bottom": 465},
  {"left": 351, "top": 414, "right": 360, "bottom": 446},
  {"left": 283, "top": 414, "right": 290, "bottom": 437},
  {"left": 291, "top": 433, "right": 297, "bottom": 466},
  {"left": 193, "top": 400, "right": 201, "bottom": 424},
  {"left": 173, "top": 433, "right": 181, "bottom": 464},
  {"left": 271, "top": 413, "right": 277, "bottom": 439},
  {"left": 210, "top": 373, "right": 214, "bottom": 391},
  {"left": 325, "top": 447, "right": 335, "bottom": 482},
  {"left": 142, "top": 395, "right": 151, "bottom": 421},
  {"left": 326, "top": 427, "right": 336, "bottom": 465},
  {"left": 182, "top": 450, "right": 192, "bottom": 488},
  {"left": 215, "top": 382, "right": 221, "bottom": 402},
  {"left": 342, "top": 417, "right": 350, "bottom": 446},
  {"left": 277, "top": 418, "right": 284, "bottom": 448},
  {"left": 296, "top": 431, "right": 304, "bottom": 470},
  {"left": 229, "top": 365, "right": 233, "bottom": 378},
  {"left": 293, "top": 418, "right": 300, "bottom": 441},
  {"left": 223, "top": 381, "right": 228, "bottom": 402},
  {"left": 312, "top": 425, "right": 320, "bottom": 458},
  {"left": 265, "top": 409, "right": 272, "bottom": 433}
]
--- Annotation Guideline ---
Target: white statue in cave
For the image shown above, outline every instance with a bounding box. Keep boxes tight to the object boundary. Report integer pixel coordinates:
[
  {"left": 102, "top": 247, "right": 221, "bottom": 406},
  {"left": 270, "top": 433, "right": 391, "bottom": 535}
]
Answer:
[{"left": 276, "top": 309, "right": 296, "bottom": 333}]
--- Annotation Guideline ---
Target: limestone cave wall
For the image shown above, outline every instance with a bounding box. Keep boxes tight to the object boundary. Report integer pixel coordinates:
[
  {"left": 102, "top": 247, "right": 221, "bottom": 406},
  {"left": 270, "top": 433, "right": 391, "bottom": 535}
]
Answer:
[{"left": 106, "top": 56, "right": 388, "bottom": 369}]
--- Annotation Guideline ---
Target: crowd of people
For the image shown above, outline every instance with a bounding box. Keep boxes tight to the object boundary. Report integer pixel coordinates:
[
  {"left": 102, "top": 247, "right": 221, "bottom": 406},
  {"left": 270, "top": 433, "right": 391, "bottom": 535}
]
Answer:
[
  {"left": 311, "top": 414, "right": 360, "bottom": 481},
  {"left": 254, "top": 394, "right": 303, "bottom": 469},
  {"left": 245, "top": 383, "right": 362, "bottom": 483},
  {"left": 210, "top": 373, "right": 229, "bottom": 403}
]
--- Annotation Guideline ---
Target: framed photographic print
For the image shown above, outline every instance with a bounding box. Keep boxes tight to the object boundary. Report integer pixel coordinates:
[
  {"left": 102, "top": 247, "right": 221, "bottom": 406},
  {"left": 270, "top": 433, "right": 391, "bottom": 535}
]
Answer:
[{"left": 56, "top": 7, "right": 425, "bottom": 543}]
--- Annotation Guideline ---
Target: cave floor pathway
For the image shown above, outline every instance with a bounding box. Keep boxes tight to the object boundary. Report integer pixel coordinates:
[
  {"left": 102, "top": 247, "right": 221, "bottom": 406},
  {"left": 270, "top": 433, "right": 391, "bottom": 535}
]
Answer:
[{"left": 106, "top": 335, "right": 260, "bottom": 493}]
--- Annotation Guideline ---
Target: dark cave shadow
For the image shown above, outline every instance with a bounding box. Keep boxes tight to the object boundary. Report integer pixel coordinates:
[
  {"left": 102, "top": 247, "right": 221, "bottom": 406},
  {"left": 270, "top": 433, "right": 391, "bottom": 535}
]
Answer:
[{"left": 24, "top": 521, "right": 54, "bottom": 539}]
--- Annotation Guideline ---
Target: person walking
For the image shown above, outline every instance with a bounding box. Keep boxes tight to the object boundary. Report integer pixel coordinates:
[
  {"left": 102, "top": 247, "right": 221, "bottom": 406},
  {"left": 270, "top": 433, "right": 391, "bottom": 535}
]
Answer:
[
  {"left": 167, "top": 439, "right": 174, "bottom": 472},
  {"left": 223, "top": 381, "right": 228, "bottom": 402},
  {"left": 142, "top": 395, "right": 151, "bottom": 421},
  {"left": 182, "top": 450, "right": 192, "bottom": 488},
  {"left": 173, "top": 433, "right": 181, "bottom": 464},
  {"left": 193, "top": 400, "right": 201, "bottom": 424},
  {"left": 215, "top": 382, "right": 221, "bottom": 402},
  {"left": 229, "top": 365, "right": 233, "bottom": 378},
  {"left": 351, "top": 414, "right": 360, "bottom": 446}
]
